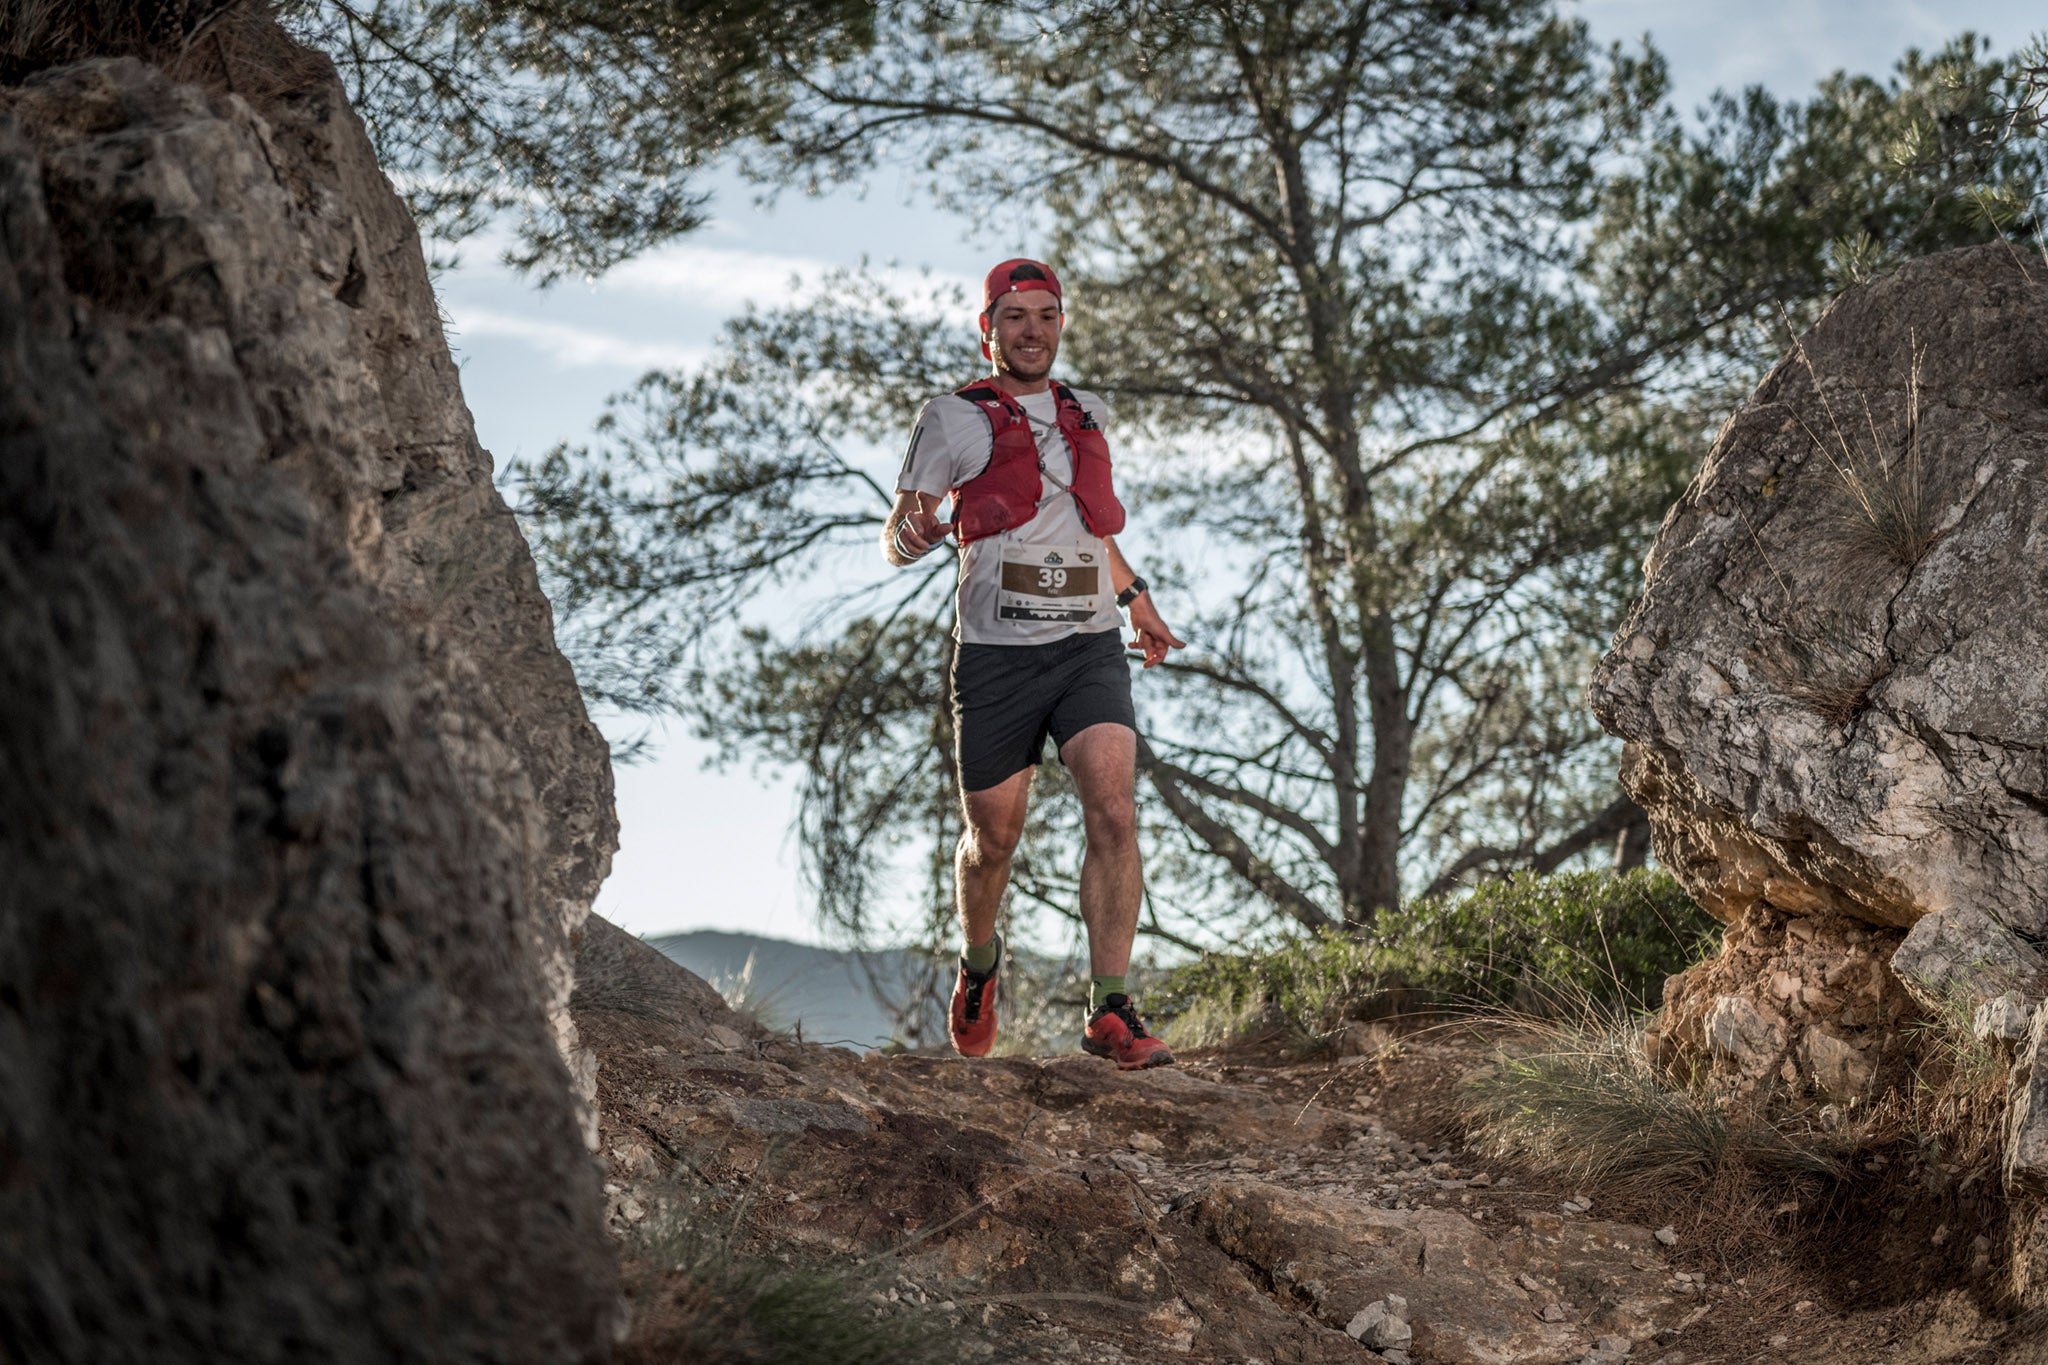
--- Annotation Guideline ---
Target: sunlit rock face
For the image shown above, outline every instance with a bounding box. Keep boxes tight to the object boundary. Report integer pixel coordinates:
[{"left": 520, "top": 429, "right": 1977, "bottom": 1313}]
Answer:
[
  {"left": 1645, "top": 908, "right": 1916, "bottom": 1101},
  {"left": 0, "top": 30, "right": 615, "bottom": 1362},
  {"left": 1591, "top": 242, "right": 2048, "bottom": 941}
]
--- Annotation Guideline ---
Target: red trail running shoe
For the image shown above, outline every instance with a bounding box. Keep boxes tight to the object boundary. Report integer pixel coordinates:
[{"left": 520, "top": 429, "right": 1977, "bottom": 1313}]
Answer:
[
  {"left": 1082, "top": 994, "right": 1175, "bottom": 1070},
  {"left": 949, "top": 934, "right": 1002, "bottom": 1057}
]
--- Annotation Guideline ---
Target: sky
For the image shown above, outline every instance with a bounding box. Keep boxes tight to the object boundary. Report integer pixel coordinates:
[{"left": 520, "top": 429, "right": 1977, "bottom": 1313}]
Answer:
[{"left": 436, "top": 0, "right": 2044, "bottom": 946}]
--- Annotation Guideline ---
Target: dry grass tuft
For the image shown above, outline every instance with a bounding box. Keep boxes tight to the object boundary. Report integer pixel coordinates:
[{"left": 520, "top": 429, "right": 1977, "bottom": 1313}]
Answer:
[
  {"left": 0, "top": 1, "right": 326, "bottom": 108},
  {"left": 1846, "top": 985, "right": 2014, "bottom": 1175},
  {"left": 2, "top": 0, "right": 237, "bottom": 74},
  {"left": 1459, "top": 976, "right": 2040, "bottom": 1301},
  {"left": 570, "top": 967, "right": 727, "bottom": 1037},
  {"left": 1753, "top": 623, "right": 1888, "bottom": 726},
  {"left": 1160, "top": 988, "right": 1278, "bottom": 1052},
  {"left": 1464, "top": 1009, "right": 1847, "bottom": 1207},
  {"left": 705, "top": 951, "right": 792, "bottom": 1033},
  {"left": 620, "top": 1180, "right": 973, "bottom": 1365},
  {"left": 1787, "top": 324, "right": 1944, "bottom": 570}
]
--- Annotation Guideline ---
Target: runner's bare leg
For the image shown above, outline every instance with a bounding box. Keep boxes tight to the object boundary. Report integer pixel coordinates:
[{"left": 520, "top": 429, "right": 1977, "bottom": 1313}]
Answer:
[
  {"left": 1060, "top": 722, "right": 1142, "bottom": 977},
  {"left": 958, "top": 767, "right": 1033, "bottom": 948}
]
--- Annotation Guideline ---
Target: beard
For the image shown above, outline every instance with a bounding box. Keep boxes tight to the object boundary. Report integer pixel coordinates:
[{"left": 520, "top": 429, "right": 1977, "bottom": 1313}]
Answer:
[{"left": 992, "top": 338, "right": 1055, "bottom": 383}]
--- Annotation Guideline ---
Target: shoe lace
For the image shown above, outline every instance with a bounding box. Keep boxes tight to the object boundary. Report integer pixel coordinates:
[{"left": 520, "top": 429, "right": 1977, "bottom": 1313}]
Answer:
[
  {"left": 960, "top": 969, "right": 993, "bottom": 1022},
  {"left": 1095, "top": 995, "right": 1150, "bottom": 1038}
]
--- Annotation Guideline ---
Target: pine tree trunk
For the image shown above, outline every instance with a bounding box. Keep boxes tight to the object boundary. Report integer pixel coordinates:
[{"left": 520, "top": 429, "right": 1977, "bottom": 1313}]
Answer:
[{"left": 1349, "top": 613, "right": 1411, "bottom": 929}]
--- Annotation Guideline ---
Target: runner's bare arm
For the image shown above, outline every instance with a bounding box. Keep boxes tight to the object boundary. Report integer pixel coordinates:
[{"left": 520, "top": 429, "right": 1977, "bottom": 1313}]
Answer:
[
  {"left": 883, "top": 489, "right": 953, "bottom": 567},
  {"left": 1105, "top": 537, "right": 1186, "bottom": 669}
]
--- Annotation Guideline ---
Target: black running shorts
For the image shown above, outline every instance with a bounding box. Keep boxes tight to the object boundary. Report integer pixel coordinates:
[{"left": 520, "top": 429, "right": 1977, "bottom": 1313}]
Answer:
[{"left": 951, "top": 628, "right": 1137, "bottom": 793}]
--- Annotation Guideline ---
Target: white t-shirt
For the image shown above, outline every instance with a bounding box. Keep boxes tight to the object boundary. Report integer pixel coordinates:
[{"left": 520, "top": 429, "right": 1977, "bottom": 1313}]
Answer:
[{"left": 897, "top": 387, "right": 1125, "bottom": 646}]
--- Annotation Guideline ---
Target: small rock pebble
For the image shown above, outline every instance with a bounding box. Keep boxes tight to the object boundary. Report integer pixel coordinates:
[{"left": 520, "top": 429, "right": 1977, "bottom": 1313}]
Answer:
[
  {"left": 1345, "top": 1295, "right": 1413, "bottom": 1350},
  {"left": 1654, "top": 1226, "right": 1679, "bottom": 1246}
]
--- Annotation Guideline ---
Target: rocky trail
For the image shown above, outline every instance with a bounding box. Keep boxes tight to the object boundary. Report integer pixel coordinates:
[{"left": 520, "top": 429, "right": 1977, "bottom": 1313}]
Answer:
[{"left": 579, "top": 920, "right": 2034, "bottom": 1364}]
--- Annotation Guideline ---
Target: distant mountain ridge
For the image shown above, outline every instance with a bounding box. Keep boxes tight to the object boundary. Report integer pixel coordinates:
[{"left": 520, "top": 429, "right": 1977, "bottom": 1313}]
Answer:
[{"left": 646, "top": 930, "right": 950, "bottom": 1050}]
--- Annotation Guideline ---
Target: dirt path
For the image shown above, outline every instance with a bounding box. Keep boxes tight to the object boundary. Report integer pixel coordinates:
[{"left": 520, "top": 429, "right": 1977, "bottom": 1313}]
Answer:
[{"left": 575, "top": 928, "right": 2034, "bottom": 1364}]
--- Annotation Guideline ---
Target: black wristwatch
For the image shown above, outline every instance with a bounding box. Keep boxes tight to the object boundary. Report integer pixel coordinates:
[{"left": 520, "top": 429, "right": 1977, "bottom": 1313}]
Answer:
[{"left": 1116, "top": 576, "right": 1148, "bottom": 608}]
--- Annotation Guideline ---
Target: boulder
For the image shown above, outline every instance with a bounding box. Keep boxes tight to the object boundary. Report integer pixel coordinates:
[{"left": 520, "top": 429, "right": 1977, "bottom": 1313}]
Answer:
[
  {"left": 0, "top": 32, "right": 614, "bottom": 1364},
  {"left": 1891, "top": 905, "right": 2048, "bottom": 1018},
  {"left": 1801, "top": 1026, "right": 1878, "bottom": 1101},
  {"left": 2008, "top": 1004, "right": 2048, "bottom": 1194},
  {"left": 1977, "top": 992, "right": 2036, "bottom": 1045},
  {"left": 1705, "top": 995, "right": 1788, "bottom": 1082},
  {"left": 1591, "top": 243, "right": 2048, "bottom": 938}
]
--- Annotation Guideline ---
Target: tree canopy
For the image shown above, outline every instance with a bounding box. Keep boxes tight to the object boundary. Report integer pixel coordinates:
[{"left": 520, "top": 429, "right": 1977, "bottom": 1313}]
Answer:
[
  {"left": 278, "top": 0, "right": 876, "bottom": 277},
  {"left": 517, "top": 4, "right": 2044, "bottom": 948}
]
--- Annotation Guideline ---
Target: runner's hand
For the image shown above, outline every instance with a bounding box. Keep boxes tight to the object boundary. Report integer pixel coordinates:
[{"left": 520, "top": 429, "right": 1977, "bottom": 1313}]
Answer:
[
  {"left": 896, "top": 510, "right": 955, "bottom": 559},
  {"left": 1127, "top": 594, "right": 1186, "bottom": 668}
]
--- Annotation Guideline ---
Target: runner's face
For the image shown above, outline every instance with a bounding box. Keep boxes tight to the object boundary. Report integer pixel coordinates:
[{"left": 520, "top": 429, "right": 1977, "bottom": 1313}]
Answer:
[{"left": 986, "top": 289, "right": 1062, "bottom": 383}]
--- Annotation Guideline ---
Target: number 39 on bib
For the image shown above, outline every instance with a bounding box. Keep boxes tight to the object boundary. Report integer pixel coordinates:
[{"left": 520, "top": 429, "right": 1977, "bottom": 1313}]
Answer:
[{"left": 996, "top": 543, "right": 1104, "bottom": 624}]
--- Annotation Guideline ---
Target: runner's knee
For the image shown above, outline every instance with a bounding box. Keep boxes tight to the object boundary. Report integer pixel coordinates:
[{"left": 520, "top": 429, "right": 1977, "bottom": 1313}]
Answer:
[
  {"left": 962, "top": 817, "right": 1023, "bottom": 865},
  {"left": 1083, "top": 799, "right": 1137, "bottom": 852}
]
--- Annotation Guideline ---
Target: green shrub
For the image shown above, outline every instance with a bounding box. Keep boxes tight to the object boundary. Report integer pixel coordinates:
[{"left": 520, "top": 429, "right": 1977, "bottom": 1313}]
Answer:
[
  {"left": 1152, "top": 869, "right": 1717, "bottom": 1049},
  {"left": 1381, "top": 868, "right": 1718, "bottom": 1012},
  {"left": 1151, "top": 930, "right": 1377, "bottom": 1052}
]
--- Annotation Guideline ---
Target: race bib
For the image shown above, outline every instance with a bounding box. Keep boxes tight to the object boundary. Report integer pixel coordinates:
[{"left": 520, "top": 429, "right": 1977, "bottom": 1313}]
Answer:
[{"left": 995, "top": 543, "right": 1104, "bottom": 625}]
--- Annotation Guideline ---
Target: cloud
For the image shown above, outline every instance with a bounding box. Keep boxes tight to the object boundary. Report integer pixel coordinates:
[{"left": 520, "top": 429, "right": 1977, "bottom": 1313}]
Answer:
[
  {"left": 447, "top": 306, "right": 706, "bottom": 372},
  {"left": 606, "top": 243, "right": 977, "bottom": 316},
  {"left": 1576, "top": 0, "right": 2023, "bottom": 115}
]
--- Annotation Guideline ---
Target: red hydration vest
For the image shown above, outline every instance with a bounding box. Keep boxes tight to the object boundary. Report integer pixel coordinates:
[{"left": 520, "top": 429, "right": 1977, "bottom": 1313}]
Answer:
[{"left": 950, "top": 380, "right": 1126, "bottom": 544}]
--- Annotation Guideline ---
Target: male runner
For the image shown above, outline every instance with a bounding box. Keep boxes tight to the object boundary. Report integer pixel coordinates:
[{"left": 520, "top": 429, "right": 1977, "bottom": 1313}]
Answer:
[{"left": 882, "top": 258, "right": 1185, "bottom": 1070}]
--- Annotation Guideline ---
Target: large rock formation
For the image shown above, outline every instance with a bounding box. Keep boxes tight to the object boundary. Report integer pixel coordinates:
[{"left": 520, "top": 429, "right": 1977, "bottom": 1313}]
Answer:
[
  {"left": 1591, "top": 243, "right": 2048, "bottom": 1166},
  {"left": 0, "top": 26, "right": 616, "bottom": 1363},
  {"left": 1592, "top": 243, "right": 2048, "bottom": 942}
]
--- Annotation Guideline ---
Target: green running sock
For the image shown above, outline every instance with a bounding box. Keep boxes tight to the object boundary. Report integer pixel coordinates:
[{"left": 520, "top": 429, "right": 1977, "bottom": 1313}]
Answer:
[
  {"left": 1090, "top": 975, "right": 1127, "bottom": 1011},
  {"left": 964, "top": 935, "right": 1000, "bottom": 972}
]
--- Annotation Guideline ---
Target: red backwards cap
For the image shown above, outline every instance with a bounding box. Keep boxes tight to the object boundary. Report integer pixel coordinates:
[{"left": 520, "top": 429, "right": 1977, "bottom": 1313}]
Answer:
[
  {"left": 979, "top": 258, "right": 1063, "bottom": 359},
  {"left": 981, "top": 258, "right": 1062, "bottom": 313}
]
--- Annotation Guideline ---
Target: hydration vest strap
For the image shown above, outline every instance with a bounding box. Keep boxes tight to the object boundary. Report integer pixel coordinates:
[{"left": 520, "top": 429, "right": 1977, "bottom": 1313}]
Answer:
[
  {"left": 955, "top": 383, "right": 1028, "bottom": 442},
  {"left": 948, "top": 377, "right": 1123, "bottom": 541}
]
